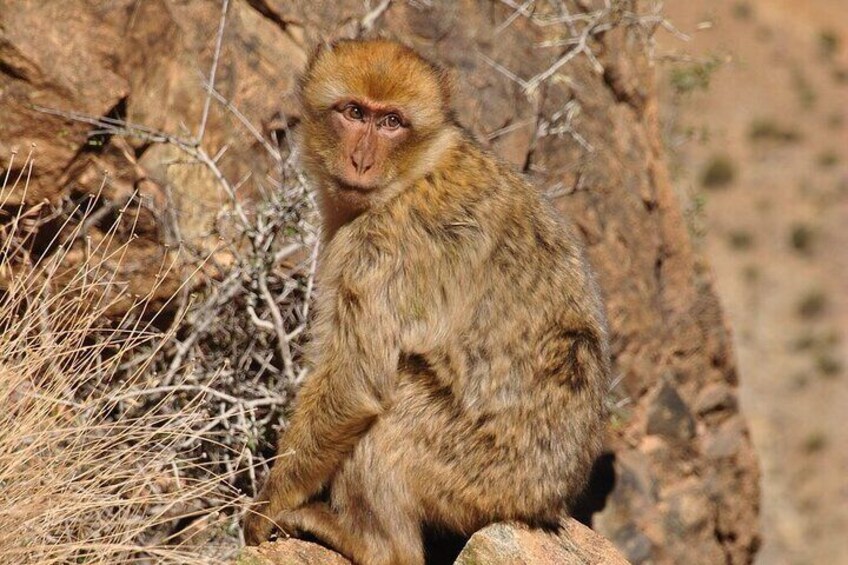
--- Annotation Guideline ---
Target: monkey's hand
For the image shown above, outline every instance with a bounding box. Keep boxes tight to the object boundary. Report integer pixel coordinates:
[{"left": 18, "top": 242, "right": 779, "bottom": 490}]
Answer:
[
  {"left": 243, "top": 471, "right": 308, "bottom": 545},
  {"left": 243, "top": 497, "right": 275, "bottom": 546}
]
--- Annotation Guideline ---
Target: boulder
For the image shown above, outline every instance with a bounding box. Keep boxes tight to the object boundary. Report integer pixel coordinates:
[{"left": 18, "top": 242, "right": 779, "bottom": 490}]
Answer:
[
  {"left": 456, "top": 521, "right": 630, "bottom": 565},
  {"left": 238, "top": 538, "right": 350, "bottom": 565},
  {"left": 238, "top": 520, "right": 629, "bottom": 565}
]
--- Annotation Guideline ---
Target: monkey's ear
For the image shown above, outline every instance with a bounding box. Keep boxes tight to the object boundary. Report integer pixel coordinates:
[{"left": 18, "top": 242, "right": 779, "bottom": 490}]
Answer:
[
  {"left": 297, "top": 40, "right": 327, "bottom": 108},
  {"left": 300, "top": 38, "right": 338, "bottom": 87}
]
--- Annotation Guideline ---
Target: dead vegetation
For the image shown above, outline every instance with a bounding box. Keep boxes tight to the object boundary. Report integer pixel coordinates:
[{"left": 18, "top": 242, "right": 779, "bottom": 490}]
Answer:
[
  {"left": 0, "top": 151, "right": 244, "bottom": 563},
  {"left": 0, "top": 106, "right": 315, "bottom": 560},
  {"left": 0, "top": 5, "right": 318, "bottom": 551}
]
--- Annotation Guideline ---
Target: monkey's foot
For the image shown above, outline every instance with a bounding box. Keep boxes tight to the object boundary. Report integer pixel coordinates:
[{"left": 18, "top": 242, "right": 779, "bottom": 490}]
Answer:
[{"left": 275, "top": 502, "right": 349, "bottom": 552}]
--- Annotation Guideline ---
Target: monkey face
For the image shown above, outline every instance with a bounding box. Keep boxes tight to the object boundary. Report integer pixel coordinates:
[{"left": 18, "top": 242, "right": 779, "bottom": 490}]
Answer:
[
  {"left": 327, "top": 99, "right": 410, "bottom": 191},
  {"left": 299, "top": 40, "right": 454, "bottom": 200}
]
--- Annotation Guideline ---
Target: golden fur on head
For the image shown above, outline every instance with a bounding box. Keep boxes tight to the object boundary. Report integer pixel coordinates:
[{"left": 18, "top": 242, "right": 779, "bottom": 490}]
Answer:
[
  {"left": 300, "top": 39, "right": 452, "bottom": 131},
  {"left": 296, "top": 39, "right": 461, "bottom": 241}
]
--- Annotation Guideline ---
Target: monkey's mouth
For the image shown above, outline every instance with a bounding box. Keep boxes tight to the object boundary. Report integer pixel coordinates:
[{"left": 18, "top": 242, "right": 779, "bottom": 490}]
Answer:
[{"left": 333, "top": 176, "right": 378, "bottom": 193}]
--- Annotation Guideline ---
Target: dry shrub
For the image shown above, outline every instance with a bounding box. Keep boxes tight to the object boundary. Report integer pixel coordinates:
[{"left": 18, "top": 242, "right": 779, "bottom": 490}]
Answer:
[
  {"left": 0, "top": 153, "right": 243, "bottom": 564},
  {"left": 0, "top": 51, "right": 318, "bottom": 560}
]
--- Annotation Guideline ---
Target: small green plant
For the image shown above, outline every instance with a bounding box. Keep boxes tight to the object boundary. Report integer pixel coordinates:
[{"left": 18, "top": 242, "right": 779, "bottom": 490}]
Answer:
[
  {"left": 792, "top": 328, "right": 841, "bottom": 351},
  {"left": 816, "top": 353, "right": 843, "bottom": 378},
  {"left": 732, "top": 2, "right": 752, "bottom": 20},
  {"left": 684, "top": 192, "right": 708, "bottom": 242},
  {"left": 700, "top": 154, "right": 736, "bottom": 188},
  {"left": 797, "top": 290, "right": 828, "bottom": 319},
  {"left": 748, "top": 119, "right": 801, "bottom": 143},
  {"left": 817, "top": 150, "right": 839, "bottom": 168},
  {"left": 793, "top": 332, "right": 816, "bottom": 351},
  {"left": 789, "top": 223, "right": 815, "bottom": 255},
  {"left": 802, "top": 432, "right": 827, "bottom": 454},
  {"left": 670, "top": 56, "right": 722, "bottom": 94},
  {"left": 727, "top": 229, "right": 754, "bottom": 250},
  {"left": 741, "top": 264, "right": 760, "bottom": 284},
  {"left": 818, "top": 29, "right": 840, "bottom": 59},
  {"left": 790, "top": 372, "right": 809, "bottom": 390},
  {"left": 791, "top": 69, "right": 817, "bottom": 110},
  {"left": 826, "top": 112, "right": 844, "bottom": 130},
  {"left": 755, "top": 25, "right": 773, "bottom": 42}
]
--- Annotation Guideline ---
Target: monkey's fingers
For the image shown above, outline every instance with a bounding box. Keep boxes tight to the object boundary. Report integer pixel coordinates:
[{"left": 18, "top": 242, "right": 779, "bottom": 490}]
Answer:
[{"left": 243, "top": 504, "right": 276, "bottom": 546}]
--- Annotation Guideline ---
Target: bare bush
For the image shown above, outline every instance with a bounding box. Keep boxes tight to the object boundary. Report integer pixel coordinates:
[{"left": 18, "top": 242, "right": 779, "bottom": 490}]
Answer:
[
  {"left": 25, "top": 0, "right": 321, "bottom": 538},
  {"left": 0, "top": 151, "right": 247, "bottom": 563}
]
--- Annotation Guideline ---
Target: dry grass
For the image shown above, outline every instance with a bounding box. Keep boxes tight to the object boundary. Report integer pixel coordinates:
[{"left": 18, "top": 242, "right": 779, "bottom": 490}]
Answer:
[
  {"left": 0, "top": 152, "right": 246, "bottom": 564},
  {"left": 0, "top": 11, "right": 318, "bottom": 556}
]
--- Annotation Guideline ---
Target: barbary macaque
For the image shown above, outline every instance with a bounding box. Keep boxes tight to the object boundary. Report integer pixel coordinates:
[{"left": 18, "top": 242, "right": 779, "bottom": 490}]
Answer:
[{"left": 244, "top": 39, "right": 610, "bottom": 565}]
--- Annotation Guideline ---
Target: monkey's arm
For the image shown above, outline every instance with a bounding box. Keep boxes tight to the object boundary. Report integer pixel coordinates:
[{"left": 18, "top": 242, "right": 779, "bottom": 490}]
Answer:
[
  {"left": 260, "top": 326, "right": 392, "bottom": 511},
  {"left": 244, "top": 242, "right": 413, "bottom": 543}
]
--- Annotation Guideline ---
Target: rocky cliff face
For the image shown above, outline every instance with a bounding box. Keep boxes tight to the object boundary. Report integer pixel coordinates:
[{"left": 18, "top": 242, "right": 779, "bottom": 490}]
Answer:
[{"left": 0, "top": 1, "right": 759, "bottom": 562}]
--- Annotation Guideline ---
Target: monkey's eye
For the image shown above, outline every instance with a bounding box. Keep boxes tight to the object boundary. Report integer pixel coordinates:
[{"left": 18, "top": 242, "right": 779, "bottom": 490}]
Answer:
[
  {"left": 381, "top": 114, "right": 403, "bottom": 130},
  {"left": 342, "top": 104, "right": 364, "bottom": 121}
]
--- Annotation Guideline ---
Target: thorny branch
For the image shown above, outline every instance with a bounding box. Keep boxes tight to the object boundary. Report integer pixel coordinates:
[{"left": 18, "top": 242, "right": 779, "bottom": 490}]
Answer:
[
  {"left": 360, "top": 0, "right": 393, "bottom": 32},
  {"left": 27, "top": 0, "right": 321, "bottom": 551},
  {"left": 537, "top": 99, "right": 594, "bottom": 152},
  {"left": 484, "top": 0, "right": 685, "bottom": 157},
  {"left": 197, "top": 0, "right": 230, "bottom": 145},
  {"left": 486, "top": 0, "right": 615, "bottom": 94}
]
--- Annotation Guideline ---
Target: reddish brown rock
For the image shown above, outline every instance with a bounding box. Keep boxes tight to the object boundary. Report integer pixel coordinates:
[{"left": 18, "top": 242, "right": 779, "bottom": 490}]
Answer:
[
  {"left": 455, "top": 521, "right": 630, "bottom": 565},
  {"left": 239, "top": 521, "right": 628, "bottom": 565},
  {"left": 237, "top": 538, "right": 350, "bottom": 565}
]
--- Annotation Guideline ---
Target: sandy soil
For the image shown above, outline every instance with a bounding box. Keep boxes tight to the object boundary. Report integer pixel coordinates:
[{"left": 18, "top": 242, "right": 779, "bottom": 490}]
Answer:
[{"left": 655, "top": 1, "right": 848, "bottom": 563}]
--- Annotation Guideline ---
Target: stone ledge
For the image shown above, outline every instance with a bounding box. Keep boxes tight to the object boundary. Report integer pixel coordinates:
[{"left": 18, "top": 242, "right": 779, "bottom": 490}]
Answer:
[{"left": 238, "top": 519, "right": 630, "bottom": 564}]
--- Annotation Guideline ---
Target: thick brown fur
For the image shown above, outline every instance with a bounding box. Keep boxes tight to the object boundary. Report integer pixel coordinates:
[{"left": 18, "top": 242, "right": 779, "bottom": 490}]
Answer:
[{"left": 243, "top": 40, "right": 611, "bottom": 565}]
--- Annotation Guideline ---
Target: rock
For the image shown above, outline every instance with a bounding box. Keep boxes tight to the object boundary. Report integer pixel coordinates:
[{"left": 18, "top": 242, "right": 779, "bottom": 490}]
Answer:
[
  {"left": 455, "top": 521, "right": 630, "bottom": 565},
  {"left": 239, "top": 521, "right": 629, "bottom": 565},
  {"left": 607, "top": 524, "right": 654, "bottom": 564},
  {"left": 237, "top": 538, "right": 350, "bottom": 565},
  {"left": 593, "top": 452, "right": 659, "bottom": 564},
  {"left": 695, "top": 383, "right": 738, "bottom": 416},
  {"left": 703, "top": 415, "right": 747, "bottom": 460},
  {"left": 646, "top": 379, "right": 696, "bottom": 441},
  {"left": 0, "top": 1, "right": 129, "bottom": 204},
  {"left": 664, "top": 480, "right": 712, "bottom": 533}
]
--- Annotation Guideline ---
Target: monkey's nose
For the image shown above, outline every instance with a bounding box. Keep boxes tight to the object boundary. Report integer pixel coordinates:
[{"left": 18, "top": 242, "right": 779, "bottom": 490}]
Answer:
[{"left": 351, "top": 156, "right": 373, "bottom": 175}]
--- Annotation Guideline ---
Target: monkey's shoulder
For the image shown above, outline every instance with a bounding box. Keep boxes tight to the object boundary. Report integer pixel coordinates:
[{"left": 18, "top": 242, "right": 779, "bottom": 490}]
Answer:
[{"left": 325, "top": 137, "right": 586, "bottom": 275}]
